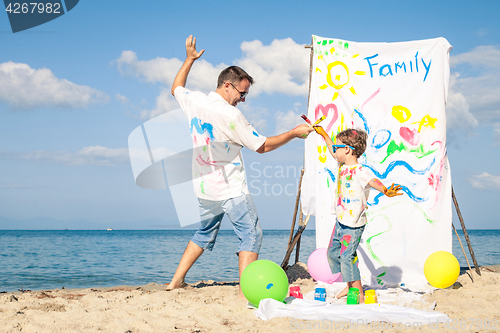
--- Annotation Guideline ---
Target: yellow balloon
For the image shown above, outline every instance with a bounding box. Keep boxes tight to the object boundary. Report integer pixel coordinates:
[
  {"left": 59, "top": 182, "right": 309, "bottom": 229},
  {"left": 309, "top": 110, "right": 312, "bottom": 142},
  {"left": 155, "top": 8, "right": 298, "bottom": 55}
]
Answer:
[{"left": 424, "top": 251, "right": 460, "bottom": 288}]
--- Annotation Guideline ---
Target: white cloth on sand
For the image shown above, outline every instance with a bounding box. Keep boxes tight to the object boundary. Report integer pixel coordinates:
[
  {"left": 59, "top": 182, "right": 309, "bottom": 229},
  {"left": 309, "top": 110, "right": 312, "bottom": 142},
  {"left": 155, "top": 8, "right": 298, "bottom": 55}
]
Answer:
[
  {"left": 254, "top": 282, "right": 449, "bottom": 324},
  {"left": 254, "top": 298, "right": 449, "bottom": 324}
]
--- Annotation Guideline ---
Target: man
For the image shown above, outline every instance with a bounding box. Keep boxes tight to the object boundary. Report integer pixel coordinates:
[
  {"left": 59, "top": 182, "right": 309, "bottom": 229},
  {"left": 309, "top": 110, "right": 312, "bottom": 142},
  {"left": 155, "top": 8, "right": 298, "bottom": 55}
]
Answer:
[{"left": 168, "top": 35, "right": 313, "bottom": 298}]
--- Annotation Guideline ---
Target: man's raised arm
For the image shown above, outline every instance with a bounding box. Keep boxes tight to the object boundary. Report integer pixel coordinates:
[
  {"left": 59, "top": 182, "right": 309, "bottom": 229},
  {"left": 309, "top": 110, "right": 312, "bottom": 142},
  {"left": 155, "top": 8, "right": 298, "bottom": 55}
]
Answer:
[{"left": 171, "top": 35, "right": 205, "bottom": 96}]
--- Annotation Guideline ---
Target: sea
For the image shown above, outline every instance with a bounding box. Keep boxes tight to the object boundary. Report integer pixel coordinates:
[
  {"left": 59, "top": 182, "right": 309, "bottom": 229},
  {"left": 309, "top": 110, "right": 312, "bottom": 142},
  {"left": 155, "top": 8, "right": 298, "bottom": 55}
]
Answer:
[{"left": 0, "top": 229, "right": 499, "bottom": 292}]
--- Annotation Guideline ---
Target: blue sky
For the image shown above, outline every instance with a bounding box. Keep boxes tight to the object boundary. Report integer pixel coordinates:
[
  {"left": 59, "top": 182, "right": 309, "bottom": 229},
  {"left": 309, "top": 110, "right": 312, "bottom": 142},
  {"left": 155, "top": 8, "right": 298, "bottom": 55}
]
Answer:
[{"left": 0, "top": 0, "right": 499, "bottom": 229}]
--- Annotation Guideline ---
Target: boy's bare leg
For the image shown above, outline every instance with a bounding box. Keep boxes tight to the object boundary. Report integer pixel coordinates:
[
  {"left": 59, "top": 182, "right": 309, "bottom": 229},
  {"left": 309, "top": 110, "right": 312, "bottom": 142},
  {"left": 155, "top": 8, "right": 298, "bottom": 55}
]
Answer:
[
  {"left": 336, "top": 284, "right": 349, "bottom": 298},
  {"left": 337, "top": 280, "right": 364, "bottom": 303},
  {"left": 167, "top": 241, "right": 204, "bottom": 290},
  {"left": 349, "top": 280, "right": 364, "bottom": 303},
  {"left": 238, "top": 251, "right": 258, "bottom": 299}
]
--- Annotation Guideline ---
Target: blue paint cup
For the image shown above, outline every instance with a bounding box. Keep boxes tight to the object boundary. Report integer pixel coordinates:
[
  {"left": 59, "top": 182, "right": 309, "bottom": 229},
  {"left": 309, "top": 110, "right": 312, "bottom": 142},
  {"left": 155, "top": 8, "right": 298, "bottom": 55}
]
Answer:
[{"left": 314, "top": 287, "right": 326, "bottom": 301}]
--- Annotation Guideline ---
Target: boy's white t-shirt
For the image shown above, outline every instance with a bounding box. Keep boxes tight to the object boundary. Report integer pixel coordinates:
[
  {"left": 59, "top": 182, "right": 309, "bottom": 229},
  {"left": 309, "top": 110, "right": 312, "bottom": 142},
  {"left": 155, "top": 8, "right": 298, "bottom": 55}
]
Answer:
[
  {"left": 174, "top": 86, "right": 267, "bottom": 200},
  {"left": 335, "top": 163, "right": 374, "bottom": 227}
]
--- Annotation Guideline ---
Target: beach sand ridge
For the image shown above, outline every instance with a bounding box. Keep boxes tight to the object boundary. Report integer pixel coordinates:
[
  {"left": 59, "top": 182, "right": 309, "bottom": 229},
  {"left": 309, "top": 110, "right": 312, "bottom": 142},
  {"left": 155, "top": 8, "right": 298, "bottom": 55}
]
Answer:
[{"left": 1, "top": 264, "right": 499, "bottom": 332}]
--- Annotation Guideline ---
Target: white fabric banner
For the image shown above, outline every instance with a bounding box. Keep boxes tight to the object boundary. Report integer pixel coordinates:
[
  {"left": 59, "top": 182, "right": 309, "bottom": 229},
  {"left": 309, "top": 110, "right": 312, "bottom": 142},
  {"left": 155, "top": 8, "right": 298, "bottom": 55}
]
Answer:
[{"left": 302, "top": 35, "right": 453, "bottom": 286}]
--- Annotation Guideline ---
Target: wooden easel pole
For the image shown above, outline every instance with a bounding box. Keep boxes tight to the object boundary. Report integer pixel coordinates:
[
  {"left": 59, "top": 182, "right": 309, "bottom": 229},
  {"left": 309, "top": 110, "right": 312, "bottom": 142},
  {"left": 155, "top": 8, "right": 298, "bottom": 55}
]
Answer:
[
  {"left": 281, "top": 215, "right": 311, "bottom": 269},
  {"left": 452, "top": 223, "right": 474, "bottom": 282},
  {"left": 295, "top": 202, "right": 304, "bottom": 264},
  {"left": 452, "top": 186, "right": 481, "bottom": 276},
  {"left": 287, "top": 169, "right": 304, "bottom": 246}
]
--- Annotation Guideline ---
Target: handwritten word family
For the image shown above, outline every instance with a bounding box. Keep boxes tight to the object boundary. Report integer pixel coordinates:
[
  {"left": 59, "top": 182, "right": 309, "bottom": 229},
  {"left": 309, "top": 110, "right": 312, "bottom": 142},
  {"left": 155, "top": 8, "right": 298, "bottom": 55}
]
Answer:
[{"left": 364, "top": 52, "right": 432, "bottom": 82}]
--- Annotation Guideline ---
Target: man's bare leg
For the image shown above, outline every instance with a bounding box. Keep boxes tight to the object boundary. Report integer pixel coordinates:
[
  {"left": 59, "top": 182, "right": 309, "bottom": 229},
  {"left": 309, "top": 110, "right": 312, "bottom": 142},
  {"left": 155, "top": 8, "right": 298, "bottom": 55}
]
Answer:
[
  {"left": 167, "top": 241, "right": 204, "bottom": 290},
  {"left": 238, "top": 251, "right": 258, "bottom": 299}
]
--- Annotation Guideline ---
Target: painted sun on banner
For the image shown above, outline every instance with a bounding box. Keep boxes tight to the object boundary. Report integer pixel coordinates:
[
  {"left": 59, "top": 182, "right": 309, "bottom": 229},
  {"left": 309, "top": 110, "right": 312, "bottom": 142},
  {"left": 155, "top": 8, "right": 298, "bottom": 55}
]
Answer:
[{"left": 302, "top": 35, "right": 453, "bottom": 286}]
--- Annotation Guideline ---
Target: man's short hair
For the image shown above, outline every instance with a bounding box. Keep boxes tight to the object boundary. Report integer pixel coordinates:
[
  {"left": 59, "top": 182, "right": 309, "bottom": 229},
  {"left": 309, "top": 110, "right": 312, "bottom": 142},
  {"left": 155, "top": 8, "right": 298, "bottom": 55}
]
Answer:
[
  {"left": 217, "top": 66, "right": 254, "bottom": 88},
  {"left": 336, "top": 129, "right": 368, "bottom": 158}
]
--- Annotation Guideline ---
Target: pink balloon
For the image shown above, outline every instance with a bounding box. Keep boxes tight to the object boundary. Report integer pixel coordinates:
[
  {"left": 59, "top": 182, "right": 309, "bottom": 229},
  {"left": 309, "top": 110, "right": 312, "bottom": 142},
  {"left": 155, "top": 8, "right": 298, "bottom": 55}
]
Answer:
[{"left": 307, "top": 248, "right": 343, "bottom": 283}]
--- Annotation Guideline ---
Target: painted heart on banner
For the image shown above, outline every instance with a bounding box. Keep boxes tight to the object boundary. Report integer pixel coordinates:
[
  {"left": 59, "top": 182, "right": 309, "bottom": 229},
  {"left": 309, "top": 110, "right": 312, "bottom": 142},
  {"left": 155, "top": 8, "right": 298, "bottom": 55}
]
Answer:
[
  {"left": 315, "top": 103, "right": 339, "bottom": 133},
  {"left": 399, "top": 126, "right": 420, "bottom": 146}
]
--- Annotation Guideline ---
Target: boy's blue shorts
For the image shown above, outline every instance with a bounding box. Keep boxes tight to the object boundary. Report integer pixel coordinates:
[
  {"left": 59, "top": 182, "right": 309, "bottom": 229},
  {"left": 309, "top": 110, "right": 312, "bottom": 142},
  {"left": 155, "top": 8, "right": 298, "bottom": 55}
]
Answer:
[{"left": 327, "top": 219, "right": 365, "bottom": 282}]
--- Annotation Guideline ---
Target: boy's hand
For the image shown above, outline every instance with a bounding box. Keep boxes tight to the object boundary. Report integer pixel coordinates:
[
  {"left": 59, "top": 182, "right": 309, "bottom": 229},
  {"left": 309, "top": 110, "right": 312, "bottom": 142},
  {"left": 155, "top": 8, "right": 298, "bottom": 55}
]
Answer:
[
  {"left": 313, "top": 125, "right": 329, "bottom": 139},
  {"left": 383, "top": 183, "right": 403, "bottom": 197}
]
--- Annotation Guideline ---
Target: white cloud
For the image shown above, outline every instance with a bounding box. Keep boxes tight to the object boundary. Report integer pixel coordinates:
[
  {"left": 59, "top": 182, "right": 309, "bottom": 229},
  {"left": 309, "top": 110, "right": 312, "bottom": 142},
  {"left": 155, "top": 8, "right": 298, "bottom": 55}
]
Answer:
[
  {"left": 477, "top": 28, "right": 488, "bottom": 37},
  {"left": 139, "top": 87, "right": 180, "bottom": 120},
  {"left": 468, "top": 172, "right": 500, "bottom": 191},
  {"left": 238, "top": 102, "right": 268, "bottom": 133},
  {"left": 274, "top": 102, "right": 303, "bottom": 135},
  {"left": 235, "top": 38, "right": 310, "bottom": 96},
  {"left": 115, "top": 50, "right": 225, "bottom": 93},
  {"left": 0, "top": 146, "right": 129, "bottom": 166},
  {"left": 494, "top": 123, "right": 500, "bottom": 145},
  {"left": 449, "top": 46, "right": 500, "bottom": 123},
  {"left": 115, "top": 38, "right": 310, "bottom": 98},
  {"left": 0, "top": 61, "right": 109, "bottom": 110},
  {"left": 446, "top": 73, "right": 478, "bottom": 131},
  {"left": 115, "top": 38, "right": 310, "bottom": 122},
  {"left": 451, "top": 45, "right": 500, "bottom": 68},
  {"left": 116, "top": 93, "right": 129, "bottom": 105}
]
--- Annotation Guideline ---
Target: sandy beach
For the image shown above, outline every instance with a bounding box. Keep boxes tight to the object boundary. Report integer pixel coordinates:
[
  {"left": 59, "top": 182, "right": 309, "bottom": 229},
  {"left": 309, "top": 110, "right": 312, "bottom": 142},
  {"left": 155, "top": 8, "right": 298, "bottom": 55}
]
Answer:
[{"left": 1, "top": 264, "right": 499, "bottom": 333}]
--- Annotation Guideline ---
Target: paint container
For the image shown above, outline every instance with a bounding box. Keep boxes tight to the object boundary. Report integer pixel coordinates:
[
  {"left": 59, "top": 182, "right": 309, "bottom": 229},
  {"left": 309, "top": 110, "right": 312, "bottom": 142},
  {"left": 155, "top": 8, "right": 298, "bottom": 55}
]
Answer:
[
  {"left": 346, "top": 287, "right": 360, "bottom": 305},
  {"left": 289, "top": 286, "right": 303, "bottom": 299},
  {"left": 364, "top": 290, "right": 378, "bottom": 304},
  {"left": 314, "top": 287, "right": 326, "bottom": 302}
]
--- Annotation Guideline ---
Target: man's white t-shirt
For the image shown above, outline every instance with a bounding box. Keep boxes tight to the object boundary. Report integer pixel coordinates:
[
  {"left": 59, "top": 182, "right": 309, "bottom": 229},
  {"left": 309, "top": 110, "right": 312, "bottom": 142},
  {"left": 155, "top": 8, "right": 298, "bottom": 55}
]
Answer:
[
  {"left": 335, "top": 164, "right": 374, "bottom": 227},
  {"left": 174, "top": 86, "right": 267, "bottom": 201}
]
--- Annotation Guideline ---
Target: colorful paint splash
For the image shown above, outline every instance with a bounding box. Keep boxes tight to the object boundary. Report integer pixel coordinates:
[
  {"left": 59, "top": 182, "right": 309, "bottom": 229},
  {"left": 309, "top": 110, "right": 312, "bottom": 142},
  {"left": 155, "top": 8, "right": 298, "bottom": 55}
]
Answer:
[
  {"left": 315, "top": 103, "right": 338, "bottom": 133},
  {"left": 340, "top": 235, "right": 352, "bottom": 255},
  {"left": 391, "top": 105, "right": 411, "bottom": 123},
  {"left": 317, "top": 145, "right": 327, "bottom": 163},
  {"left": 364, "top": 157, "right": 436, "bottom": 179},
  {"left": 190, "top": 117, "right": 214, "bottom": 139},
  {"left": 375, "top": 140, "right": 438, "bottom": 164}
]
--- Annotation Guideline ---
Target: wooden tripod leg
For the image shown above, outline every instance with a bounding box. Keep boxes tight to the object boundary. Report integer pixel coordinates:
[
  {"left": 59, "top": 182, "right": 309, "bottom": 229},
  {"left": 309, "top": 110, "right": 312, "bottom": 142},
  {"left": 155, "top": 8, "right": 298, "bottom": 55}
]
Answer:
[{"left": 452, "top": 186, "right": 481, "bottom": 276}]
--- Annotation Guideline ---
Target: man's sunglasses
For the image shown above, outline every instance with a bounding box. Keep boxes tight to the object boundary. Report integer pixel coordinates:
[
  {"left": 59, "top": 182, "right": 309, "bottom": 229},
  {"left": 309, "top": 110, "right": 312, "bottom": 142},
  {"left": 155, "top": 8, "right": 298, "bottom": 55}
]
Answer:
[
  {"left": 228, "top": 82, "right": 248, "bottom": 99},
  {"left": 332, "top": 144, "right": 354, "bottom": 153}
]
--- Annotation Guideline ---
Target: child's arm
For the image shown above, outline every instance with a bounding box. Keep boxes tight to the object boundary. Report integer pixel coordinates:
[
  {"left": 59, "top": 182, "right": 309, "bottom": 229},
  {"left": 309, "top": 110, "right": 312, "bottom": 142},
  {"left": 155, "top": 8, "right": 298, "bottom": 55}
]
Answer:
[
  {"left": 368, "top": 179, "right": 403, "bottom": 197},
  {"left": 313, "top": 126, "right": 336, "bottom": 158}
]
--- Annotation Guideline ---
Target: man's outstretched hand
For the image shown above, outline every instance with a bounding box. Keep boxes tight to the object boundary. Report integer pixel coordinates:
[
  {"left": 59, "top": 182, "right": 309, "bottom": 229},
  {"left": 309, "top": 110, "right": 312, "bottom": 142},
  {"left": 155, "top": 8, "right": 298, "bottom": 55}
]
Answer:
[
  {"left": 383, "top": 183, "right": 403, "bottom": 197},
  {"left": 186, "top": 35, "right": 204, "bottom": 60},
  {"left": 294, "top": 124, "right": 315, "bottom": 139}
]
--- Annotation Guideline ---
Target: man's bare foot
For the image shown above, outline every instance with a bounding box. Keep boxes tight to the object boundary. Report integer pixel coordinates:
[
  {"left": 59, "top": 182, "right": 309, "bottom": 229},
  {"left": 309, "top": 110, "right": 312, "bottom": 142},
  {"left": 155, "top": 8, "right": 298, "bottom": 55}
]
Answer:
[
  {"left": 336, "top": 285, "right": 349, "bottom": 299},
  {"left": 166, "top": 280, "right": 187, "bottom": 291}
]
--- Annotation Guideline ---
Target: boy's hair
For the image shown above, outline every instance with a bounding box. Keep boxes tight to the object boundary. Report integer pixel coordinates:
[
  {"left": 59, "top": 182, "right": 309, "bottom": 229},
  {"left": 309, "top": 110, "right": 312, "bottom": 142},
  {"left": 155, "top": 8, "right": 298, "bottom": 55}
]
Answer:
[
  {"left": 336, "top": 129, "right": 368, "bottom": 158},
  {"left": 217, "top": 66, "right": 254, "bottom": 88}
]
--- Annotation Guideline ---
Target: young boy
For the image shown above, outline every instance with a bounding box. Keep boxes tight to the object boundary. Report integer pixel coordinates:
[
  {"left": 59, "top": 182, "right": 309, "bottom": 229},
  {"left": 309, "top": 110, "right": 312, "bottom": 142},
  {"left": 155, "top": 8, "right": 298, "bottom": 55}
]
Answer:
[{"left": 313, "top": 127, "right": 402, "bottom": 303}]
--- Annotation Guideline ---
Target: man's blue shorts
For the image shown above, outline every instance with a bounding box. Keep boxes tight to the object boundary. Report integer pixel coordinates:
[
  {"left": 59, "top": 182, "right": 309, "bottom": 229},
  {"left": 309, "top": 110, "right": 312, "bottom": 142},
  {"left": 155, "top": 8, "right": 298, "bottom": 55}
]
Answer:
[{"left": 191, "top": 192, "right": 263, "bottom": 254}]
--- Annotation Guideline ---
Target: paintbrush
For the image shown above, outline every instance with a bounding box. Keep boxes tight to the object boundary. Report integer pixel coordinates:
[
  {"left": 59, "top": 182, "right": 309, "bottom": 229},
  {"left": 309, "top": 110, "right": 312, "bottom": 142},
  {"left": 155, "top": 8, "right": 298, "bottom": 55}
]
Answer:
[
  {"left": 301, "top": 114, "right": 313, "bottom": 125},
  {"left": 313, "top": 115, "right": 326, "bottom": 126}
]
